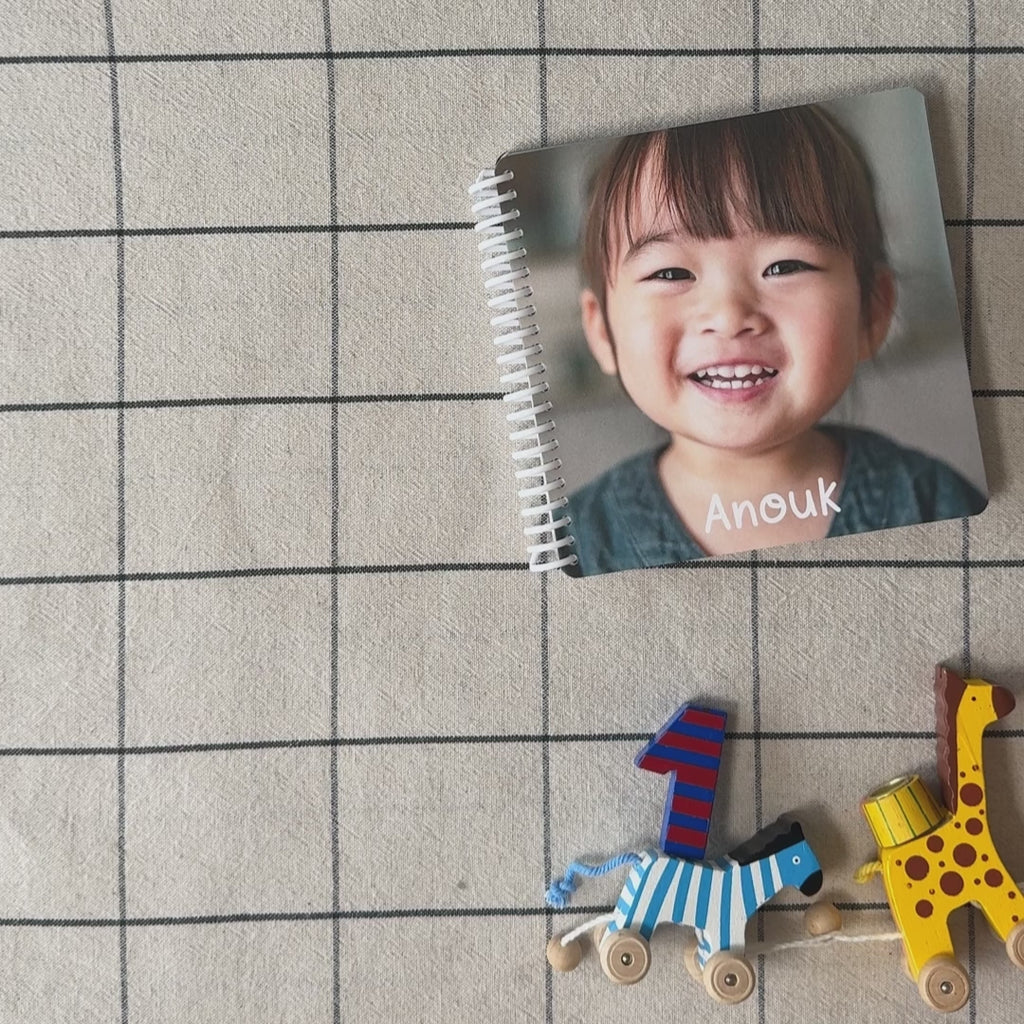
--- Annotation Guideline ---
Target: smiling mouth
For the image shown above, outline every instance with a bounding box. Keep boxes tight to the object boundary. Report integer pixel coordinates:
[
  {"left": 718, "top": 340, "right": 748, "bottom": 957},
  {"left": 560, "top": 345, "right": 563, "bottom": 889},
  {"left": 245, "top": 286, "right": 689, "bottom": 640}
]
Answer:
[{"left": 689, "top": 364, "right": 779, "bottom": 390}]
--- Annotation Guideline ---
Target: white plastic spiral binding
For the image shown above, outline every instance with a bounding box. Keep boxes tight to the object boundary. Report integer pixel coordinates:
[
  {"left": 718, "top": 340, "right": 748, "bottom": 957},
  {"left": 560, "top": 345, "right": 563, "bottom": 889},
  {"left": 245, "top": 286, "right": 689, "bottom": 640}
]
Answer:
[{"left": 469, "top": 168, "right": 576, "bottom": 571}]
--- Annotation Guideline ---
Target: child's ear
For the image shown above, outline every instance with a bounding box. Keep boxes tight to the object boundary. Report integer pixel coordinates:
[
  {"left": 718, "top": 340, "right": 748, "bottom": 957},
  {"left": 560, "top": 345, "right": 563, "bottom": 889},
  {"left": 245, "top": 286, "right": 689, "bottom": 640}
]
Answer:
[
  {"left": 860, "top": 266, "right": 896, "bottom": 360},
  {"left": 580, "top": 288, "right": 619, "bottom": 376}
]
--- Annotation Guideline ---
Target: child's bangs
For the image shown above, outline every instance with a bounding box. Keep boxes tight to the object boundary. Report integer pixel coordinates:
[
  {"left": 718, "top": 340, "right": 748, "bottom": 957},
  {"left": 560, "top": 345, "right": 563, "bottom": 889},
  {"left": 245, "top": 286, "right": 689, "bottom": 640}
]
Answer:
[{"left": 601, "top": 108, "right": 883, "bottom": 293}]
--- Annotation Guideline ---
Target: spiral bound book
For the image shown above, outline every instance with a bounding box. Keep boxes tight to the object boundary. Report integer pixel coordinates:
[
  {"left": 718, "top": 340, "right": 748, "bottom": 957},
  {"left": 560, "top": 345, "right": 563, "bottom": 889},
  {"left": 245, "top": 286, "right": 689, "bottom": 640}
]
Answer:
[{"left": 470, "top": 88, "right": 987, "bottom": 576}]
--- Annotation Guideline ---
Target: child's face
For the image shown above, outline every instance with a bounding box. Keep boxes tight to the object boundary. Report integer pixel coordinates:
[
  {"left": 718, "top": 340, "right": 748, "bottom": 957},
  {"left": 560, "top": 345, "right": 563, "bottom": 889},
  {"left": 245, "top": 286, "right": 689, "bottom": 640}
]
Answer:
[{"left": 581, "top": 191, "right": 893, "bottom": 459}]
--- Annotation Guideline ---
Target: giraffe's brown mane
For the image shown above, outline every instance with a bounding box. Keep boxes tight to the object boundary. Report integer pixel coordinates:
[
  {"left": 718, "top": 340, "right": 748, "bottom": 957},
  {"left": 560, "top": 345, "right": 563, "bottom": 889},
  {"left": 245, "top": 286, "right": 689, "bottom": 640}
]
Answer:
[{"left": 935, "top": 665, "right": 966, "bottom": 813}]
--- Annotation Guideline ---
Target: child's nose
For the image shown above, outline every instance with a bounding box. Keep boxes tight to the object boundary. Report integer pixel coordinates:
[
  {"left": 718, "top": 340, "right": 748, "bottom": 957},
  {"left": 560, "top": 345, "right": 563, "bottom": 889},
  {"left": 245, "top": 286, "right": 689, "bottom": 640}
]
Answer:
[{"left": 696, "top": 280, "right": 768, "bottom": 339}]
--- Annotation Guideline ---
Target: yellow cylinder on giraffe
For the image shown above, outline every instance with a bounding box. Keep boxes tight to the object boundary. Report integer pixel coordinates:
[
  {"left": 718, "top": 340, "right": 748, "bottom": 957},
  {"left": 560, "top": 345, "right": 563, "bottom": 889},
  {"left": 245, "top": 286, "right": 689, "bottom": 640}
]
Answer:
[{"left": 862, "top": 775, "right": 947, "bottom": 849}]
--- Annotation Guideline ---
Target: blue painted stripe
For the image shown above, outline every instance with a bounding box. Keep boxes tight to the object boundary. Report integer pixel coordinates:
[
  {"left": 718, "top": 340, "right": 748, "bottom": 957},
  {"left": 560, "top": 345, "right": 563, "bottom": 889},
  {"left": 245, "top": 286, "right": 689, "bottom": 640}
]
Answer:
[
  {"left": 647, "top": 743, "right": 721, "bottom": 771},
  {"left": 720, "top": 867, "right": 733, "bottom": 950},
  {"left": 672, "top": 859, "right": 695, "bottom": 924},
  {"left": 667, "top": 811, "right": 711, "bottom": 833},
  {"left": 640, "top": 858, "right": 679, "bottom": 937},
  {"left": 622, "top": 861, "right": 656, "bottom": 930},
  {"left": 695, "top": 863, "right": 714, "bottom": 926},
  {"left": 741, "top": 860, "right": 757, "bottom": 917},
  {"left": 666, "top": 720, "right": 726, "bottom": 744},
  {"left": 665, "top": 842, "right": 706, "bottom": 860},
  {"left": 616, "top": 897, "right": 632, "bottom": 918},
  {"left": 625, "top": 876, "right": 637, "bottom": 896},
  {"left": 759, "top": 856, "right": 775, "bottom": 899},
  {"left": 671, "top": 781, "right": 716, "bottom": 803}
]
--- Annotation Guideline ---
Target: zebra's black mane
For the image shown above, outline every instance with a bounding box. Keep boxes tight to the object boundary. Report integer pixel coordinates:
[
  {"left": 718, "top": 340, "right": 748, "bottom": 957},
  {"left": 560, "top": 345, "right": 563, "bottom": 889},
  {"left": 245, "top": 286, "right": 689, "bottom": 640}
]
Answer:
[{"left": 725, "top": 816, "right": 804, "bottom": 866}]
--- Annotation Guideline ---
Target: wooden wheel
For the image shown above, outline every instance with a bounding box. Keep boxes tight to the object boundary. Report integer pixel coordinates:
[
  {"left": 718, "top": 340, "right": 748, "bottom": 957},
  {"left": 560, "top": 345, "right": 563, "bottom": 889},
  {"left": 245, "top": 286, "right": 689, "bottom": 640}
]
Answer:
[
  {"left": 598, "top": 929, "right": 650, "bottom": 985},
  {"left": 917, "top": 955, "right": 969, "bottom": 1012},
  {"left": 682, "top": 938, "right": 702, "bottom": 983},
  {"left": 702, "top": 951, "right": 756, "bottom": 1005},
  {"left": 546, "top": 934, "right": 582, "bottom": 973},
  {"left": 1006, "top": 921, "right": 1024, "bottom": 969}
]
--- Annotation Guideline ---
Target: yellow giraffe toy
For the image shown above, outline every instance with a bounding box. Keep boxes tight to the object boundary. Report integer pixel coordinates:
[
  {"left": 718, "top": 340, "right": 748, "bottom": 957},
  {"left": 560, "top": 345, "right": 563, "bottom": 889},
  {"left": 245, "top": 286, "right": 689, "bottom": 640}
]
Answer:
[{"left": 861, "top": 665, "right": 1024, "bottom": 1012}]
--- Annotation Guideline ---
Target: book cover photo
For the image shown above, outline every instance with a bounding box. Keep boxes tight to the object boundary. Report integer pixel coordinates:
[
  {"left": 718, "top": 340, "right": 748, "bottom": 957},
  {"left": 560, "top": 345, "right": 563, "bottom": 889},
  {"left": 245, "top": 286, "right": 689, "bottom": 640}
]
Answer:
[{"left": 474, "top": 88, "right": 987, "bottom": 576}]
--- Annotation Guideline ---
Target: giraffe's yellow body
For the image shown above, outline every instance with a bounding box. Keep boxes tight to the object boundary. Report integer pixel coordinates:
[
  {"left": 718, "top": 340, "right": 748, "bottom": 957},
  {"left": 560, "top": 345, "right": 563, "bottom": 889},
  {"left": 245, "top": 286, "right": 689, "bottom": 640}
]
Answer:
[{"left": 862, "top": 670, "right": 1024, "bottom": 1008}]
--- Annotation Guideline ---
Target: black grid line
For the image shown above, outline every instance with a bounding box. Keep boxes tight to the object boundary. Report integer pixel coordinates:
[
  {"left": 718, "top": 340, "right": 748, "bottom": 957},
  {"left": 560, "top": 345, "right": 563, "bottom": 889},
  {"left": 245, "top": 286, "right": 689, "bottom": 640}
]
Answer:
[
  {"left": 4, "top": 216, "right": 1024, "bottom": 241},
  {"left": 540, "top": 572, "right": 553, "bottom": 1024},
  {"left": 0, "top": 222, "right": 476, "bottom": 239},
  {"left": 751, "top": 28, "right": 766, "bottom": 1021},
  {"left": 0, "top": 727, "right": 1018, "bottom": 758},
  {"left": 0, "top": 394, "right": 504, "bottom": 415},
  {"left": 536, "top": 8, "right": 552, "bottom": 1019},
  {"left": 752, "top": 552, "right": 767, "bottom": 1024},
  {"left": 1, "top": 387, "right": 1022, "bottom": 418},
  {"left": 0, "top": 897, "right": 898, "bottom": 930},
  {"left": 322, "top": 1, "right": 342, "bottom": 1021},
  {"left": 962, "top": 0, "right": 979, "bottom": 685},
  {"left": 3, "top": 44, "right": 1024, "bottom": 66},
  {"left": 752, "top": 0, "right": 760, "bottom": 112},
  {"left": 965, "top": 4, "right": 979, "bottom": 1017},
  {"left": 101, "top": 2, "right": 129, "bottom": 1021},
  {"left": 7, "top": 556, "right": 1024, "bottom": 591},
  {"left": 537, "top": 0, "right": 548, "bottom": 148}
]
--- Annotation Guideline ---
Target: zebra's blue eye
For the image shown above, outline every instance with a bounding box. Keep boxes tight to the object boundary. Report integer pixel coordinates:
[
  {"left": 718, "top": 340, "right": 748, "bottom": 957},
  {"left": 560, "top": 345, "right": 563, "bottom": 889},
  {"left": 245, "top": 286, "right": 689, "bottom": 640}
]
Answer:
[{"left": 792, "top": 856, "right": 801, "bottom": 865}]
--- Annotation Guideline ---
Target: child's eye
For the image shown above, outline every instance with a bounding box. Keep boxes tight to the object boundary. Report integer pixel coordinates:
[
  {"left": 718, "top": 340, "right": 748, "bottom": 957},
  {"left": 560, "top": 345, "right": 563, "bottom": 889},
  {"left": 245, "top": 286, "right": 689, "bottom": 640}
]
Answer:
[
  {"left": 649, "top": 267, "right": 694, "bottom": 282},
  {"left": 764, "top": 259, "right": 814, "bottom": 277}
]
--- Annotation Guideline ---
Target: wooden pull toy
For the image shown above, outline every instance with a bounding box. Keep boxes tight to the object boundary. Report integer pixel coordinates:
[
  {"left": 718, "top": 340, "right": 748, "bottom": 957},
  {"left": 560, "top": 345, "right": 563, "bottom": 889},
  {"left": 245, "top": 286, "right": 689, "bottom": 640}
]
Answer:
[
  {"left": 546, "top": 703, "right": 831, "bottom": 1004},
  {"left": 859, "top": 666, "right": 1024, "bottom": 1012}
]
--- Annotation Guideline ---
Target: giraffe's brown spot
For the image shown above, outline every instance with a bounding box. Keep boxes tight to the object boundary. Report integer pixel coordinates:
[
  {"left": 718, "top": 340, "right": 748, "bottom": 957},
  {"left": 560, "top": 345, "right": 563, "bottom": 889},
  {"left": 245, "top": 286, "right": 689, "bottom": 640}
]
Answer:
[
  {"left": 916, "top": 900, "right": 933, "bottom": 918},
  {"left": 953, "top": 844, "right": 977, "bottom": 867},
  {"left": 961, "top": 783, "right": 983, "bottom": 806},
  {"left": 927, "top": 835, "right": 944, "bottom": 853},
  {"left": 982, "top": 854, "right": 989, "bottom": 862},
  {"left": 905, "top": 856, "right": 930, "bottom": 881},
  {"left": 993, "top": 685, "right": 1017, "bottom": 719},
  {"left": 965, "top": 818, "right": 983, "bottom": 835},
  {"left": 1010, "top": 892, "right": 1017, "bottom": 900},
  {"left": 941, "top": 872, "right": 964, "bottom": 896},
  {"left": 955, "top": 822, "right": 962, "bottom": 829},
  {"left": 986, "top": 869, "right": 1004, "bottom": 888}
]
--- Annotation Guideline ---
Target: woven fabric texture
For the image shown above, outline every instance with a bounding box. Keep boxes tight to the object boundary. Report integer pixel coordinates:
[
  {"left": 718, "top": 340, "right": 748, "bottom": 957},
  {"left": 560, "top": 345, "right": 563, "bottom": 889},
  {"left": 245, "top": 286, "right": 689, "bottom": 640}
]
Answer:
[{"left": 1, "top": 2, "right": 1023, "bottom": 1022}]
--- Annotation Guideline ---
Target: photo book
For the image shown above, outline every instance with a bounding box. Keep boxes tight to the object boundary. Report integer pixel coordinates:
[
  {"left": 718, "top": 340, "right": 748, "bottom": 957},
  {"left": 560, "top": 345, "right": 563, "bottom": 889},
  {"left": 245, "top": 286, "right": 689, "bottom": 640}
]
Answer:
[{"left": 469, "top": 89, "right": 987, "bottom": 577}]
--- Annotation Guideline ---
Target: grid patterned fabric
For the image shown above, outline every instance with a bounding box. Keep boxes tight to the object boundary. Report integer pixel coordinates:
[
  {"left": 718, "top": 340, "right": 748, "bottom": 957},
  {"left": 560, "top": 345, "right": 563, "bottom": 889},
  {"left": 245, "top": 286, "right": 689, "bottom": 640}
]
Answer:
[{"left": 1, "top": 3, "right": 1023, "bottom": 1023}]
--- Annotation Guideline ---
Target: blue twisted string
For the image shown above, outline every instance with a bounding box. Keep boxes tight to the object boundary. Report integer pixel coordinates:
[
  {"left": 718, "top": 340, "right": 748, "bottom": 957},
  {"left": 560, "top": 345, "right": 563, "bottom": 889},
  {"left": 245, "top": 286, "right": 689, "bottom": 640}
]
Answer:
[{"left": 544, "top": 853, "right": 642, "bottom": 908}]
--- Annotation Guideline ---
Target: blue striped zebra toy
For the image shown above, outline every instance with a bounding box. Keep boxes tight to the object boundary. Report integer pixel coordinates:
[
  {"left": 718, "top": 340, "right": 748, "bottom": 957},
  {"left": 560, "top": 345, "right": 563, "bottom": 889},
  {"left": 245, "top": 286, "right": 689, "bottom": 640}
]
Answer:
[
  {"left": 547, "top": 817, "right": 824, "bottom": 1003},
  {"left": 545, "top": 703, "right": 828, "bottom": 1004}
]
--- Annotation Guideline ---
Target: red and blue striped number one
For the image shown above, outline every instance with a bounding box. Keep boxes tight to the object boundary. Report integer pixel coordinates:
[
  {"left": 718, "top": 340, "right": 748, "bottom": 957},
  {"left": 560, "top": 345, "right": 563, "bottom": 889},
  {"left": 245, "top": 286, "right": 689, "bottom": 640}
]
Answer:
[{"left": 634, "top": 704, "right": 727, "bottom": 860}]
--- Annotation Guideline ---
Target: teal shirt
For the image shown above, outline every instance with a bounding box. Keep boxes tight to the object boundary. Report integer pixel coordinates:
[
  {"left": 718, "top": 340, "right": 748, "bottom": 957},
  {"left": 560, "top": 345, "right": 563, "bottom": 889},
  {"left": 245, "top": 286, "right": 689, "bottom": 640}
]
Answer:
[{"left": 562, "top": 426, "right": 987, "bottom": 577}]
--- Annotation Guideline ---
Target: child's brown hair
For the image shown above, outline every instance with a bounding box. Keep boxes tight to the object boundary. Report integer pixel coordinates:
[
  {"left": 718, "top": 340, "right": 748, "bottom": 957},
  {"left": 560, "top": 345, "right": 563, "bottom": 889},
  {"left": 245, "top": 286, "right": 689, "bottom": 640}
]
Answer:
[{"left": 580, "top": 105, "right": 888, "bottom": 318}]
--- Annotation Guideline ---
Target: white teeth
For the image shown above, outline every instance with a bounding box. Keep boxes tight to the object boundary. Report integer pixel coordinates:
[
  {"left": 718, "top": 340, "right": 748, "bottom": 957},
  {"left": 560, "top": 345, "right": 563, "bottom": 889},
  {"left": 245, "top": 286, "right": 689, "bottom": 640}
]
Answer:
[
  {"left": 693, "top": 363, "right": 778, "bottom": 381},
  {"left": 742, "top": 379, "right": 754, "bottom": 388},
  {"left": 730, "top": 379, "right": 743, "bottom": 389}
]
